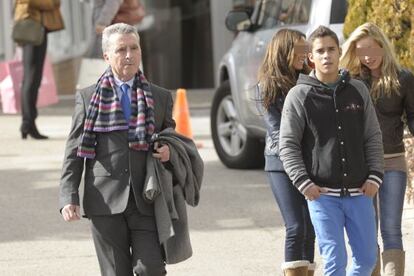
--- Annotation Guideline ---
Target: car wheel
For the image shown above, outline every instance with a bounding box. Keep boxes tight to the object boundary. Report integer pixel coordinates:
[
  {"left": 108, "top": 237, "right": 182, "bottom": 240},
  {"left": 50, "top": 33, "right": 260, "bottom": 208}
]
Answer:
[{"left": 210, "top": 80, "right": 264, "bottom": 169}]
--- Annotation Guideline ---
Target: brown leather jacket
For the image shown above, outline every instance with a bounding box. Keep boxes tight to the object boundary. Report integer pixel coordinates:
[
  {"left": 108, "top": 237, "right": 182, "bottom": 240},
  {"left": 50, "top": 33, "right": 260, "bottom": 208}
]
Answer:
[
  {"left": 14, "top": 0, "right": 64, "bottom": 32},
  {"left": 112, "top": 0, "right": 145, "bottom": 26}
]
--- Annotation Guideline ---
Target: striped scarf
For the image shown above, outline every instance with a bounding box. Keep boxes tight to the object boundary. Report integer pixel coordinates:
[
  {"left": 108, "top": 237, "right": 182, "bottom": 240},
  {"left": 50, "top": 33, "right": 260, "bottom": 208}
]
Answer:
[{"left": 77, "top": 68, "right": 155, "bottom": 159}]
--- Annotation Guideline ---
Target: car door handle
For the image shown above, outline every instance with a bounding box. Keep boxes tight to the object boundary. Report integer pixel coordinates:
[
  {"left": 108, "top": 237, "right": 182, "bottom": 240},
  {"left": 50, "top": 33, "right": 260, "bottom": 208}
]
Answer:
[{"left": 256, "top": 40, "right": 265, "bottom": 51}]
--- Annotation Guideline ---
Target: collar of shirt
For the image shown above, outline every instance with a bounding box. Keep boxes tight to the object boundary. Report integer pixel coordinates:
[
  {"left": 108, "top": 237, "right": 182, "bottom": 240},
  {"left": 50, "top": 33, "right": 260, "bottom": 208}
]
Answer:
[{"left": 113, "top": 76, "right": 134, "bottom": 102}]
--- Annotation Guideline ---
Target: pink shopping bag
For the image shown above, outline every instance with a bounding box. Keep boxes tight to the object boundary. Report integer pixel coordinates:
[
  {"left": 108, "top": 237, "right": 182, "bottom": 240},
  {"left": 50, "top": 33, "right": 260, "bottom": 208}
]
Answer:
[{"left": 0, "top": 57, "right": 59, "bottom": 114}]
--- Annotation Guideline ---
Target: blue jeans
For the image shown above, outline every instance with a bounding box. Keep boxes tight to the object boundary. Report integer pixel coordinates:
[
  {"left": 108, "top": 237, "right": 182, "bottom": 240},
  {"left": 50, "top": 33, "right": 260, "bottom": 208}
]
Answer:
[
  {"left": 378, "top": 170, "right": 407, "bottom": 250},
  {"left": 308, "top": 195, "right": 377, "bottom": 276},
  {"left": 267, "top": 172, "right": 315, "bottom": 262}
]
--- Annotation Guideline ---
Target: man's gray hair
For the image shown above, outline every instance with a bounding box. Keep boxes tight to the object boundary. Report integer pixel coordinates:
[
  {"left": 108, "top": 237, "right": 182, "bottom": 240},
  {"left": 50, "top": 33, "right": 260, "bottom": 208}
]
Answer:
[{"left": 102, "top": 23, "right": 140, "bottom": 53}]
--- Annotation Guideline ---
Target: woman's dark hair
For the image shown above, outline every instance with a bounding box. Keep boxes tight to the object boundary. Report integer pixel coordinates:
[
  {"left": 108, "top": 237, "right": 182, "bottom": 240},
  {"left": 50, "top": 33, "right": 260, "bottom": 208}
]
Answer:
[{"left": 258, "top": 29, "right": 309, "bottom": 110}]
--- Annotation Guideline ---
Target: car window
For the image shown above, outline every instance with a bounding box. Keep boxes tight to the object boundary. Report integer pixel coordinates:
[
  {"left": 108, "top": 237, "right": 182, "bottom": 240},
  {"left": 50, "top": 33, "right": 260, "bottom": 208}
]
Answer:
[
  {"left": 258, "top": 0, "right": 283, "bottom": 29},
  {"left": 279, "top": 0, "right": 311, "bottom": 25},
  {"left": 330, "top": 0, "right": 348, "bottom": 24},
  {"left": 257, "top": 0, "right": 311, "bottom": 29}
]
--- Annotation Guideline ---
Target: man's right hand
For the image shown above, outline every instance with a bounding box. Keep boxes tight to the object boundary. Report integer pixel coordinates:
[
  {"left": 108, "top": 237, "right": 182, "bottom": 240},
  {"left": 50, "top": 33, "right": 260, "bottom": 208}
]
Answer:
[
  {"left": 62, "top": 204, "right": 81, "bottom": 222},
  {"left": 303, "top": 184, "right": 326, "bottom": 201}
]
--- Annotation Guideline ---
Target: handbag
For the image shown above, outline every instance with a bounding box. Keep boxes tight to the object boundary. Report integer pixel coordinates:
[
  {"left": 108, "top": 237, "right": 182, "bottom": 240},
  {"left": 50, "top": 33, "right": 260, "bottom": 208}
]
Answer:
[{"left": 12, "top": 18, "right": 45, "bottom": 46}]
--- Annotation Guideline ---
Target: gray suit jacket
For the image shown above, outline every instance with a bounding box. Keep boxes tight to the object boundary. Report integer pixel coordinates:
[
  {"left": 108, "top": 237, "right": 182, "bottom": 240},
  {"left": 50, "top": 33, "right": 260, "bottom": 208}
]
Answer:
[{"left": 59, "top": 83, "right": 175, "bottom": 217}]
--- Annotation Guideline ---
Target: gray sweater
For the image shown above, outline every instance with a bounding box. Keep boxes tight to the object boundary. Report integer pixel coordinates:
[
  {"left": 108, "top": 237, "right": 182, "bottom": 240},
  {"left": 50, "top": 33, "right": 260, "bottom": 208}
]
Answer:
[{"left": 144, "top": 128, "right": 203, "bottom": 264}]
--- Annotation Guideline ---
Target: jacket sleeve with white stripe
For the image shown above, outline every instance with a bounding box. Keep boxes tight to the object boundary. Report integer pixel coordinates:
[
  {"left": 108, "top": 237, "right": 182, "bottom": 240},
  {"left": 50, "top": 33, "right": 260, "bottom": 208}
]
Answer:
[{"left": 278, "top": 86, "right": 314, "bottom": 194}]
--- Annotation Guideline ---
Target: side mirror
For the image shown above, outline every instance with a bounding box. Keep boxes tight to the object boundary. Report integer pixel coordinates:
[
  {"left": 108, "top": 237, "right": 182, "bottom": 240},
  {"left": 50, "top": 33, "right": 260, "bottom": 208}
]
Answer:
[{"left": 225, "top": 10, "right": 252, "bottom": 32}]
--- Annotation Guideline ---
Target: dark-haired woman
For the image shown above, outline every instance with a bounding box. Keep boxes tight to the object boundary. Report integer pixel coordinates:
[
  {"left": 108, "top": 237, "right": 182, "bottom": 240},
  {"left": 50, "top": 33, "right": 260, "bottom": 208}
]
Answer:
[{"left": 258, "top": 29, "right": 315, "bottom": 276}]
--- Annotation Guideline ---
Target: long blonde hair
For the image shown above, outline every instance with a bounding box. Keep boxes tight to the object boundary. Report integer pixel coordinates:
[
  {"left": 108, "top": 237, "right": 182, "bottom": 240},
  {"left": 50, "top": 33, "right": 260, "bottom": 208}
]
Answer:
[
  {"left": 340, "top": 22, "right": 401, "bottom": 100},
  {"left": 258, "top": 29, "right": 309, "bottom": 110}
]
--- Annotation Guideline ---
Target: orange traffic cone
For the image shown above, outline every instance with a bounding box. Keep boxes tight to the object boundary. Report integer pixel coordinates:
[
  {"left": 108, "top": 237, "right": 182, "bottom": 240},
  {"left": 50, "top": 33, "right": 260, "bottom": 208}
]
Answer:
[
  {"left": 173, "top": 89, "right": 203, "bottom": 148},
  {"left": 173, "top": 88, "right": 193, "bottom": 139}
]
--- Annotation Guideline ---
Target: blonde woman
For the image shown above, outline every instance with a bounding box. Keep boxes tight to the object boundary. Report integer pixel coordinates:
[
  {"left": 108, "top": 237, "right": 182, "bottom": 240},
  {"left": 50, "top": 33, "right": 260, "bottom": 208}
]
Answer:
[
  {"left": 341, "top": 22, "right": 414, "bottom": 275},
  {"left": 258, "top": 29, "right": 315, "bottom": 276}
]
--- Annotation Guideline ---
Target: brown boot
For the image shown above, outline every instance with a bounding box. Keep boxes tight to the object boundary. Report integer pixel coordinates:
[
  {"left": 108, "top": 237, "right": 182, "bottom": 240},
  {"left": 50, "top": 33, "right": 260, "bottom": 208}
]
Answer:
[
  {"left": 382, "top": 249, "right": 405, "bottom": 276},
  {"left": 307, "top": 262, "right": 316, "bottom": 276},
  {"left": 372, "top": 248, "right": 381, "bottom": 276},
  {"left": 282, "top": 260, "right": 309, "bottom": 276}
]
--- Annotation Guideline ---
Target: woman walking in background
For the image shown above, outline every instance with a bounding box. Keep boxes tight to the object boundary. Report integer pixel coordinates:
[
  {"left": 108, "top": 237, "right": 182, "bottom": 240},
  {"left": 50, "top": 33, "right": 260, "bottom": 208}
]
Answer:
[
  {"left": 86, "top": 0, "right": 145, "bottom": 58},
  {"left": 14, "top": 0, "right": 64, "bottom": 139},
  {"left": 341, "top": 22, "right": 414, "bottom": 276},
  {"left": 258, "top": 29, "right": 315, "bottom": 276}
]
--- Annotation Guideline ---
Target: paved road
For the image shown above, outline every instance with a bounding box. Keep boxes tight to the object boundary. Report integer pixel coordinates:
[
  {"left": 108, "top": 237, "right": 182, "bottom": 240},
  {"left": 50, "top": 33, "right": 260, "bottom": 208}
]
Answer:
[{"left": 0, "top": 96, "right": 413, "bottom": 275}]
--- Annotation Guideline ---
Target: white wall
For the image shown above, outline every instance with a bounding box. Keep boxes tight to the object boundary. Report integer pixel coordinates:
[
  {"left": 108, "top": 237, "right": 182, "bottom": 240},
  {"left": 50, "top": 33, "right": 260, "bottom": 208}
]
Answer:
[
  {"left": 0, "top": 0, "right": 14, "bottom": 61},
  {"left": 210, "top": 0, "right": 234, "bottom": 86}
]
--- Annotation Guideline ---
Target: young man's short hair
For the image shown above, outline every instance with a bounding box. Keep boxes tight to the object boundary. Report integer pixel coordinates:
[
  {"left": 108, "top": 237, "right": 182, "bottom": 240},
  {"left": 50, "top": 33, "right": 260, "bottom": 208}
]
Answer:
[{"left": 308, "top": 25, "right": 340, "bottom": 49}]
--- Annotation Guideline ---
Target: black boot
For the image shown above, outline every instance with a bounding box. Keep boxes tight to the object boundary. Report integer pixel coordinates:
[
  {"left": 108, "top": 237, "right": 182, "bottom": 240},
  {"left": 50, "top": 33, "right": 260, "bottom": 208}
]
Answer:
[{"left": 20, "top": 123, "right": 48, "bottom": 140}]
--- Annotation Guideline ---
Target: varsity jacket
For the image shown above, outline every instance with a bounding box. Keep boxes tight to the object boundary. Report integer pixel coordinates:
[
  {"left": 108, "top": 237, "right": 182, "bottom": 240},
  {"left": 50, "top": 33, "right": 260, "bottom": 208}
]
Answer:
[{"left": 279, "top": 70, "right": 384, "bottom": 197}]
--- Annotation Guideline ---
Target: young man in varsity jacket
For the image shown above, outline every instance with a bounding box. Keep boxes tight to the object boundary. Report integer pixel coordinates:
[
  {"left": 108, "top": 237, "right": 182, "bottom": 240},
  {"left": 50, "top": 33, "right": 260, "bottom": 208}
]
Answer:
[{"left": 279, "top": 26, "right": 384, "bottom": 276}]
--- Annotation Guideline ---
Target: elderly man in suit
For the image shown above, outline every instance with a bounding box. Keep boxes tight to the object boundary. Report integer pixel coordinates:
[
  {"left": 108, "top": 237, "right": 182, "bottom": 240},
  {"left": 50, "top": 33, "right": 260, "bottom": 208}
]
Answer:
[{"left": 59, "top": 23, "right": 175, "bottom": 276}]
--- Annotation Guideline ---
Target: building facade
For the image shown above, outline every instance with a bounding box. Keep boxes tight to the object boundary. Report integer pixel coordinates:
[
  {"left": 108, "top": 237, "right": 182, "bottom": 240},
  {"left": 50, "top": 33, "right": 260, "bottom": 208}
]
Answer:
[{"left": 0, "top": 0, "right": 250, "bottom": 92}]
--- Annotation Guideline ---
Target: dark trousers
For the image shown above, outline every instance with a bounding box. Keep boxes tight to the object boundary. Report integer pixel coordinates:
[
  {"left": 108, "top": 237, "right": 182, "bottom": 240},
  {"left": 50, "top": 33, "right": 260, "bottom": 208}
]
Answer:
[
  {"left": 267, "top": 171, "right": 315, "bottom": 262},
  {"left": 90, "top": 193, "right": 166, "bottom": 276},
  {"left": 21, "top": 35, "right": 47, "bottom": 128}
]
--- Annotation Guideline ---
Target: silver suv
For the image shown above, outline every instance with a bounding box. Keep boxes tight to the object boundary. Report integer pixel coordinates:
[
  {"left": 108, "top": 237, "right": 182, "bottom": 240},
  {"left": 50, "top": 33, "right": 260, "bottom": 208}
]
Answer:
[{"left": 211, "top": 0, "right": 347, "bottom": 169}]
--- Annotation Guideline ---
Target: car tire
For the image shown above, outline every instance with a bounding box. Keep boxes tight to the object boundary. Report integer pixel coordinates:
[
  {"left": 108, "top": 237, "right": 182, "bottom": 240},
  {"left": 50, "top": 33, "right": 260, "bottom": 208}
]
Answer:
[{"left": 210, "top": 80, "right": 264, "bottom": 169}]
